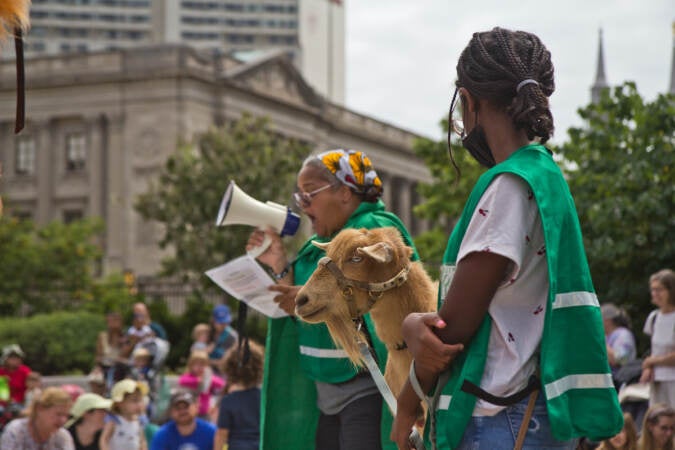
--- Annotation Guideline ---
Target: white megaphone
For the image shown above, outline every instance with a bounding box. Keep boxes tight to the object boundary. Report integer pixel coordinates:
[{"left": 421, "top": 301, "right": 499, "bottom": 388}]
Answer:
[{"left": 216, "top": 181, "right": 300, "bottom": 258}]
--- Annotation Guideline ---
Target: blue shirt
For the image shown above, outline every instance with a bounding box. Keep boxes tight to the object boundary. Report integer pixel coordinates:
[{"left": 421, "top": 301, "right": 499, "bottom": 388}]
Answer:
[
  {"left": 209, "top": 326, "right": 238, "bottom": 360},
  {"left": 218, "top": 388, "right": 260, "bottom": 450},
  {"left": 150, "top": 418, "right": 215, "bottom": 450}
]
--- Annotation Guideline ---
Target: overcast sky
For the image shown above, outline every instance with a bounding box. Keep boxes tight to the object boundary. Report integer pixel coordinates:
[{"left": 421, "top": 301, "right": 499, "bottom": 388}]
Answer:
[{"left": 344, "top": 0, "right": 674, "bottom": 144}]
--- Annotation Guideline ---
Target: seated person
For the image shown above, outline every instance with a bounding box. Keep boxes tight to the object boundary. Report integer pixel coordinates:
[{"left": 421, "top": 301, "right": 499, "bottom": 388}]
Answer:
[
  {"left": 0, "top": 344, "right": 31, "bottom": 405},
  {"left": 150, "top": 389, "right": 215, "bottom": 450},
  {"left": 208, "top": 305, "right": 238, "bottom": 372}
]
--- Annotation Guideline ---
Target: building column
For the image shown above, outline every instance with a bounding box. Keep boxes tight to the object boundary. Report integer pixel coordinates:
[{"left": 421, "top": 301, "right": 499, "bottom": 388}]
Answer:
[
  {"left": 379, "top": 170, "right": 393, "bottom": 210},
  {"left": 35, "top": 119, "right": 55, "bottom": 224},
  {"left": 87, "top": 115, "right": 104, "bottom": 220},
  {"left": 389, "top": 175, "right": 411, "bottom": 230},
  {"left": 103, "top": 113, "right": 126, "bottom": 274}
]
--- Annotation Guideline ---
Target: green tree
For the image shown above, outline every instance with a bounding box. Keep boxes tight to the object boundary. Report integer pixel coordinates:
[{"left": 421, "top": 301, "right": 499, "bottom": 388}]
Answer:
[
  {"left": 412, "top": 118, "right": 485, "bottom": 275},
  {"left": 558, "top": 82, "right": 674, "bottom": 345},
  {"left": 135, "top": 113, "right": 310, "bottom": 281},
  {"left": 0, "top": 217, "right": 104, "bottom": 315}
]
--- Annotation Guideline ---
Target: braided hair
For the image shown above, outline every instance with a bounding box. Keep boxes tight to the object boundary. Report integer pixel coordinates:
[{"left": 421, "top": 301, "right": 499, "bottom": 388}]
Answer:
[{"left": 456, "top": 27, "right": 555, "bottom": 143}]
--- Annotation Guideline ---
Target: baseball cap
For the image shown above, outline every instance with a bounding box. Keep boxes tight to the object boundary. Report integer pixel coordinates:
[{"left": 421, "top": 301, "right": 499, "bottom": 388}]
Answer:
[
  {"left": 170, "top": 389, "right": 195, "bottom": 407},
  {"left": 110, "top": 379, "right": 148, "bottom": 403},
  {"left": 1, "top": 344, "right": 25, "bottom": 362},
  {"left": 212, "top": 304, "right": 232, "bottom": 324},
  {"left": 65, "top": 393, "right": 112, "bottom": 428}
]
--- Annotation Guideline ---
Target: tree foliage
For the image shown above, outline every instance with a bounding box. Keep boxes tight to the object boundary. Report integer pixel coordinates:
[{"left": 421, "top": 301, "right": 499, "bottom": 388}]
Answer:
[
  {"left": 411, "top": 118, "right": 484, "bottom": 273},
  {"left": 135, "top": 113, "right": 310, "bottom": 281},
  {"left": 557, "top": 82, "right": 674, "bottom": 345},
  {"left": 0, "top": 217, "right": 104, "bottom": 315}
]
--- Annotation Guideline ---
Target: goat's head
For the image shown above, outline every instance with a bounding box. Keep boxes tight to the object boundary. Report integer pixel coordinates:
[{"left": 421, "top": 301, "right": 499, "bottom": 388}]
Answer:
[{"left": 295, "top": 227, "right": 413, "bottom": 324}]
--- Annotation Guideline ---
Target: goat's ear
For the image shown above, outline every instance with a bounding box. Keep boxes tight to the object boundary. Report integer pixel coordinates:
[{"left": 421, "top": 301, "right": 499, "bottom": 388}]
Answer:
[
  {"left": 312, "top": 240, "right": 330, "bottom": 251},
  {"left": 357, "top": 242, "right": 393, "bottom": 263}
]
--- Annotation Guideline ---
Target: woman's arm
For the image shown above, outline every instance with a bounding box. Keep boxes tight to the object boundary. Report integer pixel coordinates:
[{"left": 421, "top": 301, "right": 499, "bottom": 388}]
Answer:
[
  {"left": 99, "top": 421, "right": 115, "bottom": 450},
  {"left": 392, "top": 251, "right": 509, "bottom": 449},
  {"left": 95, "top": 332, "right": 105, "bottom": 362},
  {"left": 643, "top": 351, "right": 675, "bottom": 368},
  {"left": 214, "top": 428, "right": 229, "bottom": 450}
]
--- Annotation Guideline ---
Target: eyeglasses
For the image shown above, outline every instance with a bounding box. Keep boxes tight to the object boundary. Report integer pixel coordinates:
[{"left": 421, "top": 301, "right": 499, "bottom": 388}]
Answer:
[
  {"left": 448, "top": 87, "right": 465, "bottom": 138},
  {"left": 293, "top": 184, "right": 334, "bottom": 209}
]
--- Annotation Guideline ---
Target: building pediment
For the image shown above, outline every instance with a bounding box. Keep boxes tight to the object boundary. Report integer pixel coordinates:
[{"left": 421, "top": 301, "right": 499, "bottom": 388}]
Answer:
[{"left": 225, "top": 52, "right": 324, "bottom": 110}]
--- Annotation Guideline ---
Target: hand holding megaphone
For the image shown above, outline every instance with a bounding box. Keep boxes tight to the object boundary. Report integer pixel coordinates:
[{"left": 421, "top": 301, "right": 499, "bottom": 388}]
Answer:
[{"left": 216, "top": 181, "right": 300, "bottom": 259}]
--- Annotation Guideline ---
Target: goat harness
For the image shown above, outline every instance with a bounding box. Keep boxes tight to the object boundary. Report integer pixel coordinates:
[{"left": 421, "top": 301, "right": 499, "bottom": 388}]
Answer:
[{"left": 317, "top": 256, "right": 411, "bottom": 319}]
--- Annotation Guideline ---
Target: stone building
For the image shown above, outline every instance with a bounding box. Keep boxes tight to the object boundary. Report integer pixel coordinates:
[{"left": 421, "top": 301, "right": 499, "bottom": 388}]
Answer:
[
  {"left": 0, "top": 45, "right": 429, "bottom": 276},
  {"left": 8, "top": 0, "right": 344, "bottom": 103}
]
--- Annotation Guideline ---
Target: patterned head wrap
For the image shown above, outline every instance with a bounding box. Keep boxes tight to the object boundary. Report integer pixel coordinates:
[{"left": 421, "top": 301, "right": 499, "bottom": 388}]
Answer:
[{"left": 316, "top": 149, "right": 383, "bottom": 201}]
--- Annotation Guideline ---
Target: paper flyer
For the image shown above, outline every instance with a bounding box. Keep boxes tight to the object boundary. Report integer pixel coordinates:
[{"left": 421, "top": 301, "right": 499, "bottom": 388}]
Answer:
[{"left": 205, "top": 255, "right": 288, "bottom": 318}]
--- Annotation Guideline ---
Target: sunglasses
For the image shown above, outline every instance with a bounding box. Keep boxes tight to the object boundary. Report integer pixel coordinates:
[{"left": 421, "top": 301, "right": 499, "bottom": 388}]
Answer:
[{"left": 293, "top": 184, "right": 334, "bottom": 209}]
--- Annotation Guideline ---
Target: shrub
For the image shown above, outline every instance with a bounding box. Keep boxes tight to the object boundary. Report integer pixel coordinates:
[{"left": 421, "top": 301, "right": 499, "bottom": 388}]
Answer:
[{"left": 0, "top": 312, "right": 104, "bottom": 374}]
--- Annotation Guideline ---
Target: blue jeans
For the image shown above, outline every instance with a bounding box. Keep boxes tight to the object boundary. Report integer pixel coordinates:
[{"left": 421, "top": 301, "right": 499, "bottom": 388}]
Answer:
[{"left": 456, "top": 393, "right": 577, "bottom": 450}]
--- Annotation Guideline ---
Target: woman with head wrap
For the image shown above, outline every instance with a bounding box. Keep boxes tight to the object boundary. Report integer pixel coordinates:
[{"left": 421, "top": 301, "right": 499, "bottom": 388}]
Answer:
[{"left": 247, "top": 149, "right": 415, "bottom": 450}]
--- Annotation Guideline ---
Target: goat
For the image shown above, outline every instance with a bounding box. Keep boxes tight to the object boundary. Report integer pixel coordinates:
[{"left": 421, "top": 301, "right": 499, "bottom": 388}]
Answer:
[{"left": 294, "top": 226, "right": 437, "bottom": 398}]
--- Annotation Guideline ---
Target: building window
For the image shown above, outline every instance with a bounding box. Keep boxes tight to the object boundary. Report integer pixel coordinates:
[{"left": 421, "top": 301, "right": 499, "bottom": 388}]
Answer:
[
  {"left": 63, "top": 209, "right": 84, "bottom": 223},
  {"left": 15, "top": 136, "right": 36, "bottom": 175},
  {"left": 65, "top": 133, "right": 86, "bottom": 171}
]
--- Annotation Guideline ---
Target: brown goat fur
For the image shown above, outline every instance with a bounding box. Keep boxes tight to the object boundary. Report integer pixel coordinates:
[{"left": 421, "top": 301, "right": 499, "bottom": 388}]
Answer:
[{"left": 295, "top": 226, "right": 436, "bottom": 397}]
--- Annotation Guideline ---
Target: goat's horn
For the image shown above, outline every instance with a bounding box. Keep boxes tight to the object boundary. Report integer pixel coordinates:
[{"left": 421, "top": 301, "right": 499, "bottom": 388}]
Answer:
[
  {"left": 357, "top": 242, "right": 393, "bottom": 263},
  {"left": 311, "top": 240, "right": 330, "bottom": 251}
]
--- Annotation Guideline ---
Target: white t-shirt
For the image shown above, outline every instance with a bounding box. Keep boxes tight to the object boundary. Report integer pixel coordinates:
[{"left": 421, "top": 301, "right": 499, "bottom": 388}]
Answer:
[
  {"left": 107, "top": 414, "right": 142, "bottom": 450},
  {"left": 455, "top": 173, "right": 548, "bottom": 415},
  {"left": 643, "top": 310, "right": 675, "bottom": 381}
]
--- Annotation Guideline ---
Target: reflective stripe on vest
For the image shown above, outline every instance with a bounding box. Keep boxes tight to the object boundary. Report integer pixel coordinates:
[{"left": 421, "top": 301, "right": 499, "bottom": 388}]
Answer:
[
  {"left": 553, "top": 291, "right": 599, "bottom": 309},
  {"left": 299, "top": 346, "right": 349, "bottom": 359},
  {"left": 545, "top": 373, "right": 614, "bottom": 400}
]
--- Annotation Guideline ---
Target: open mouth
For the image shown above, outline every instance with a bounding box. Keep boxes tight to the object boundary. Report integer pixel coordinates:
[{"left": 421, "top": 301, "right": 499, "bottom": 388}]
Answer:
[{"left": 297, "top": 305, "right": 326, "bottom": 321}]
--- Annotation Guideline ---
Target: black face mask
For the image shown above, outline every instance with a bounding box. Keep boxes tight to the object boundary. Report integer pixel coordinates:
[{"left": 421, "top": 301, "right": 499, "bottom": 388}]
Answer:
[{"left": 462, "top": 123, "right": 496, "bottom": 168}]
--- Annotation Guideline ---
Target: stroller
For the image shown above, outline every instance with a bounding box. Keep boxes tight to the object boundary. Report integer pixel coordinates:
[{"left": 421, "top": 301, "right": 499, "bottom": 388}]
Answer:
[{"left": 128, "top": 337, "right": 171, "bottom": 422}]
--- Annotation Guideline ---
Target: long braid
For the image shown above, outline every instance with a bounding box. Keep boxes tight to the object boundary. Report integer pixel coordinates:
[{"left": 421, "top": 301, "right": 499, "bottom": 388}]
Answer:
[{"left": 456, "top": 27, "right": 555, "bottom": 143}]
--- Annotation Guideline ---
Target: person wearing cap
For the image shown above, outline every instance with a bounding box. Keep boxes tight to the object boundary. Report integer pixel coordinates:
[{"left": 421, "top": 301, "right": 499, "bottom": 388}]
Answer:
[
  {"left": 601, "top": 303, "right": 637, "bottom": 373},
  {"left": 208, "top": 304, "right": 238, "bottom": 372},
  {"left": 247, "top": 149, "right": 419, "bottom": 450},
  {"left": 178, "top": 350, "right": 225, "bottom": 420},
  {"left": 149, "top": 389, "right": 215, "bottom": 450},
  {"left": 66, "top": 393, "right": 113, "bottom": 450},
  {"left": 0, "top": 343, "right": 32, "bottom": 405},
  {"left": 100, "top": 379, "right": 148, "bottom": 450}
]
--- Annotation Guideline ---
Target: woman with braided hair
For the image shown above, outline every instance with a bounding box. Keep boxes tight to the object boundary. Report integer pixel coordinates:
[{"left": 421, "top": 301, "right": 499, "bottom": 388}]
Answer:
[{"left": 392, "top": 27, "right": 623, "bottom": 449}]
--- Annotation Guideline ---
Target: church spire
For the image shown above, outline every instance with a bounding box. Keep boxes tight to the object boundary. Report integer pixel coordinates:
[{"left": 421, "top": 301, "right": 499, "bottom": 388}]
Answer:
[
  {"left": 669, "top": 21, "right": 675, "bottom": 94},
  {"left": 591, "top": 28, "right": 609, "bottom": 103}
]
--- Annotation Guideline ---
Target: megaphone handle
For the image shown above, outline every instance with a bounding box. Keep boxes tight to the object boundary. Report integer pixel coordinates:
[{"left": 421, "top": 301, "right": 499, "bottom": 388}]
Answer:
[{"left": 247, "top": 234, "right": 272, "bottom": 259}]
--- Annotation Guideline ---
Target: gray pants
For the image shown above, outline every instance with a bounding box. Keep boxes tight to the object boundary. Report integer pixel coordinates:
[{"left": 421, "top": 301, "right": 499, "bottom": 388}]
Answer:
[{"left": 315, "top": 393, "right": 383, "bottom": 450}]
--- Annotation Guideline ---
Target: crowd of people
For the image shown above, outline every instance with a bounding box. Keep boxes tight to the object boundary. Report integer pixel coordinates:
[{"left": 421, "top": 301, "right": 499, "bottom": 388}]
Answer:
[{"left": 0, "top": 302, "right": 263, "bottom": 450}]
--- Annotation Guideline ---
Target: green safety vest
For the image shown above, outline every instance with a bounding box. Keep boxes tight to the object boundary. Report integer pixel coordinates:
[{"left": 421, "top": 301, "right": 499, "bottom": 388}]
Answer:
[
  {"left": 432, "top": 144, "right": 623, "bottom": 449},
  {"left": 260, "top": 200, "right": 418, "bottom": 450}
]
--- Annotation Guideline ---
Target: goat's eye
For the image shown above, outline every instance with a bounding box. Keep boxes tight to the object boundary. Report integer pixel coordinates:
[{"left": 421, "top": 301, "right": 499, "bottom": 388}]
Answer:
[{"left": 349, "top": 255, "right": 363, "bottom": 263}]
